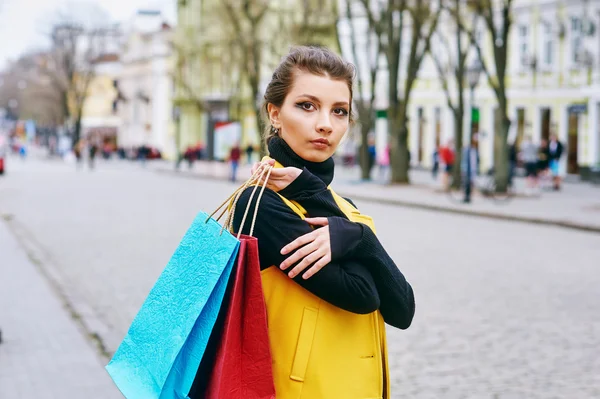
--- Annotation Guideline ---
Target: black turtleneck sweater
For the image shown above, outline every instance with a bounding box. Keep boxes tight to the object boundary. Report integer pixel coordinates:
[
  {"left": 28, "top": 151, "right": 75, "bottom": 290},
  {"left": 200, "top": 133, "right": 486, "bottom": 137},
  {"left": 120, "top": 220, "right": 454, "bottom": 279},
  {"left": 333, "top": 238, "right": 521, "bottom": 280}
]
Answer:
[{"left": 232, "top": 137, "right": 415, "bottom": 330}]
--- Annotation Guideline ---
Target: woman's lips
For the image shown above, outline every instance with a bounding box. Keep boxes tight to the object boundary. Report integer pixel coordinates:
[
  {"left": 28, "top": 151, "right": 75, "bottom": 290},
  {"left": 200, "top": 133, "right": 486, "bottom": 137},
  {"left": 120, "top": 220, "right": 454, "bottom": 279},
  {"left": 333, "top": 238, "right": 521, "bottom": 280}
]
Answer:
[{"left": 310, "top": 139, "right": 330, "bottom": 149}]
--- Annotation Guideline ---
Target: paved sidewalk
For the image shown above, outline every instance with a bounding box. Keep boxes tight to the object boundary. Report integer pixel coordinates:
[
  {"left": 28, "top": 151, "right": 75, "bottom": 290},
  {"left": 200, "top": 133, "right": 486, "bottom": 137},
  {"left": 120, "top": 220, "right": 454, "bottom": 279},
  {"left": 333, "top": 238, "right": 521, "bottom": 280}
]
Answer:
[
  {"left": 151, "top": 160, "right": 600, "bottom": 232},
  {"left": 0, "top": 218, "right": 121, "bottom": 399}
]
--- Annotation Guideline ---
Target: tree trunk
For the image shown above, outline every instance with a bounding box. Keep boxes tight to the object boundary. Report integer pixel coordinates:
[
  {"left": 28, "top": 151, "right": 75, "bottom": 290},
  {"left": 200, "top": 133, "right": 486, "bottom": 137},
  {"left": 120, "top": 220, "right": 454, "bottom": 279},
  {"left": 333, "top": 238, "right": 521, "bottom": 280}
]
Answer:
[
  {"left": 254, "top": 105, "right": 266, "bottom": 156},
  {"left": 359, "top": 123, "right": 372, "bottom": 180},
  {"left": 72, "top": 115, "right": 82, "bottom": 148},
  {"left": 494, "top": 115, "right": 511, "bottom": 192},
  {"left": 452, "top": 110, "right": 464, "bottom": 189},
  {"left": 390, "top": 106, "right": 410, "bottom": 184}
]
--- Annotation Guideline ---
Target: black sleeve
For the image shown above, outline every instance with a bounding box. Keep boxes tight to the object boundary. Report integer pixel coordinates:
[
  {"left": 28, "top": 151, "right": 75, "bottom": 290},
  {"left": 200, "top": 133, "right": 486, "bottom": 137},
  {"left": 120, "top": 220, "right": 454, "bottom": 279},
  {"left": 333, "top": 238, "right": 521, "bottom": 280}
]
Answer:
[
  {"left": 232, "top": 187, "right": 380, "bottom": 315},
  {"left": 326, "top": 215, "right": 415, "bottom": 329}
]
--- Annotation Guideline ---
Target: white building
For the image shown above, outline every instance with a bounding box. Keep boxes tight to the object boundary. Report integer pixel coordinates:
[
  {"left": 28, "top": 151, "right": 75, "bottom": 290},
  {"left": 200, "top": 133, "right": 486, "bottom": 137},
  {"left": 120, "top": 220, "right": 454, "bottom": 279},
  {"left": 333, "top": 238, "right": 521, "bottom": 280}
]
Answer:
[
  {"left": 338, "top": 0, "right": 600, "bottom": 178},
  {"left": 117, "top": 10, "right": 176, "bottom": 159}
]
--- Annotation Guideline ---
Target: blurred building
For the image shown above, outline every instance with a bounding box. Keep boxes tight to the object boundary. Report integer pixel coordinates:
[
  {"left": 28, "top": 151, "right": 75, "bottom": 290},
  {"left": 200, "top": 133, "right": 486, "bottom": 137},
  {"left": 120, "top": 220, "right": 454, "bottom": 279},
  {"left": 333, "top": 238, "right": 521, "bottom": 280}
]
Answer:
[
  {"left": 116, "top": 10, "right": 176, "bottom": 159},
  {"left": 81, "top": 53, "right": 121, "bottom": 148},
  {"left": 174, "top": 0, "right": 340, "bottom": 159},
  {"left": 408, "top": 0, "right": 600, "bottom": 177}
]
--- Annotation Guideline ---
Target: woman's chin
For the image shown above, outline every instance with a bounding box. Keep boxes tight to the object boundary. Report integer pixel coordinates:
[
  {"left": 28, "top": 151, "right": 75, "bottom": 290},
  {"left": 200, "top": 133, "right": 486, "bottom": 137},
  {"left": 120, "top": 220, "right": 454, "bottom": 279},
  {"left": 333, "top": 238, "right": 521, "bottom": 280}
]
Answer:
[{"left": 298, "top": 148, "right": 333, "bottom": 163}]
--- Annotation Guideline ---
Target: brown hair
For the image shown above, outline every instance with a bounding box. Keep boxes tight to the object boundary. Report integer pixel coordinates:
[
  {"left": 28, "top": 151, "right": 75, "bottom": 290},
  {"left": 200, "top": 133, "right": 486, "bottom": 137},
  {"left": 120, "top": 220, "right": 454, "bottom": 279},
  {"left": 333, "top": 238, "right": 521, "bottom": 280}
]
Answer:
[{"left": 262, "top": 45, "right": 356, "bottom": 145}]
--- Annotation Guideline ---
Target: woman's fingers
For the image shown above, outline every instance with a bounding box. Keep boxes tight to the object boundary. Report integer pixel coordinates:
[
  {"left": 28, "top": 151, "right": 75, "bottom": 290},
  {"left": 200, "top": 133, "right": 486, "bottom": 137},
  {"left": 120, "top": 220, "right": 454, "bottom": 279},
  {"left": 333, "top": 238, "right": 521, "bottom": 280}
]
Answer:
[
  {"left": 280, "top": 240, "right": 317, "bottom": 270},
  {"left": 304, "top": 217, "right": 329, "bottom": 226},
  {"left": 287, "top": 248, "right": 323, "bottom": 279},
  {"left": 301, "top": 255, "right": 331, "bottom": 279},
  {"left": 280, "top": 230, "right": 315, "bottom": 256}
]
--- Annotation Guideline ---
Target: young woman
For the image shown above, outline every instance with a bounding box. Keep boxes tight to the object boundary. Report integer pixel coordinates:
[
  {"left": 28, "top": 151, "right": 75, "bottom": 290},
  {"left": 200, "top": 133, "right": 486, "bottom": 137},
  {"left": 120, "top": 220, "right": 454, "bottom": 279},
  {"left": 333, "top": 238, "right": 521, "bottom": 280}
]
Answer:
[{"left": 233, "top": 46, "right": 415, "bottom": 399}]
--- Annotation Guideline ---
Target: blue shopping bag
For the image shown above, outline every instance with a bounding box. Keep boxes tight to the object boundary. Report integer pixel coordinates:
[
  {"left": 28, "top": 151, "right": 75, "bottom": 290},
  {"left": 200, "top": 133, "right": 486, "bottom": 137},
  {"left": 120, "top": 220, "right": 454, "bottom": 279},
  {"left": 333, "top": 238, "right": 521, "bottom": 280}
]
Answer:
[{"left": 106, "top": 212, "right": 240, "bottom": 399}]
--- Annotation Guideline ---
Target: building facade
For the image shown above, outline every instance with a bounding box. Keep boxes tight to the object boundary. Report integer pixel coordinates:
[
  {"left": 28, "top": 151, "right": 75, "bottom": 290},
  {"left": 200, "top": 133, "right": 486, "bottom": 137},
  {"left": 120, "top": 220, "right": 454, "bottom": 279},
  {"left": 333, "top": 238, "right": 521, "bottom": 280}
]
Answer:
[
  {"left": 117, "top": 10, "right": 176, "bottom": 159},
  {"left": 407, "top": 0, "right": 600, "bottom": 176}
]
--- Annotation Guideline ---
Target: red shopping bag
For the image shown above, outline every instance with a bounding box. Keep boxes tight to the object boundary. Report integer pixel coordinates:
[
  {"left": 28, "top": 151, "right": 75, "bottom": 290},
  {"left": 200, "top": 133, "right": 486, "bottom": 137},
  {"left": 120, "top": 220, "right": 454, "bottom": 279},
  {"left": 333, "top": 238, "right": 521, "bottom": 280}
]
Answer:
[{"left": 205, "top": 235, "right": 275, "bottom": 399}]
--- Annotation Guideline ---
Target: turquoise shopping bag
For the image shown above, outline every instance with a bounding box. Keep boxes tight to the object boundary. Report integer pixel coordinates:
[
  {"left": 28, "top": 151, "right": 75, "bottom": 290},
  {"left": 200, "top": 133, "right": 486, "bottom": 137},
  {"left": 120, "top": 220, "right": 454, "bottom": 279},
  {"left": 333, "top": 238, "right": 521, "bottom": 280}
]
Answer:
[{"left": 106, "top": 212, "right": 240, "bottom": 399}]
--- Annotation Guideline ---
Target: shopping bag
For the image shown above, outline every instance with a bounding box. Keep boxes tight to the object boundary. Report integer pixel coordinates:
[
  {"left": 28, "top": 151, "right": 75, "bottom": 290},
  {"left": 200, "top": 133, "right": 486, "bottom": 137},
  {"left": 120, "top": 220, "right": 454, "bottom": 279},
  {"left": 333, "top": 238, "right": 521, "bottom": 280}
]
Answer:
[
  {"left": 204, "top": 234, "right": 275, "bottom": 399},
  {"left": 106, "top": 212, "right": 240, "bottom": 399}
]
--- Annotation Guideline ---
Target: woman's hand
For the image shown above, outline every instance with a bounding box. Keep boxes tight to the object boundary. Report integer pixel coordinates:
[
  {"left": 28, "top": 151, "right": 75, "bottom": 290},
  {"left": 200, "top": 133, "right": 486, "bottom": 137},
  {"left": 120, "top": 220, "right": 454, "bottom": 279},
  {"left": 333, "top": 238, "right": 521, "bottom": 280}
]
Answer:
[
  {"left": 251, "top": 159, "right": 303, "bottom": 192},
  {"left": 279, "top": 217, "right": 331, "bottom": 279}
]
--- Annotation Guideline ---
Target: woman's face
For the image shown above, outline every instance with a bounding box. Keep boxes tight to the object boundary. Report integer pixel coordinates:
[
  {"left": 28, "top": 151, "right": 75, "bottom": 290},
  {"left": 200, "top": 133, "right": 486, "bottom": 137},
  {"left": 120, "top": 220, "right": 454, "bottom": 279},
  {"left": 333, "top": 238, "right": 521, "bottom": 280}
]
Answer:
[{"left": 268, "top": 71, "right": 350, "bottom": 163}]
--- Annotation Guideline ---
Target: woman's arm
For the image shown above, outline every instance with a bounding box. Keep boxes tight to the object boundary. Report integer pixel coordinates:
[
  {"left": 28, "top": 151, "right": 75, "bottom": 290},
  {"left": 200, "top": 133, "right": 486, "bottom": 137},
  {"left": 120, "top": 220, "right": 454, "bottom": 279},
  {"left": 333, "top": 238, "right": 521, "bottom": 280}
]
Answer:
[
  {"left": 285, "top": 215, "right": 415, "bottom": 330},
  {"left": 233, "top": 187, "right": 380, "bottom": 315}
]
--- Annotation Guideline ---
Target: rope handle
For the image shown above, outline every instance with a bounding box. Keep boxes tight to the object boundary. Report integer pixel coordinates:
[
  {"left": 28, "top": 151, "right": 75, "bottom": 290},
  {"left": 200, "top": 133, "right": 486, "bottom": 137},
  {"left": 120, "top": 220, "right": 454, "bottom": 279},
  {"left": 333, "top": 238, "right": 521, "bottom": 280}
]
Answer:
[{"left": 206, "top": 162, "right": 273, "bottom": 239}]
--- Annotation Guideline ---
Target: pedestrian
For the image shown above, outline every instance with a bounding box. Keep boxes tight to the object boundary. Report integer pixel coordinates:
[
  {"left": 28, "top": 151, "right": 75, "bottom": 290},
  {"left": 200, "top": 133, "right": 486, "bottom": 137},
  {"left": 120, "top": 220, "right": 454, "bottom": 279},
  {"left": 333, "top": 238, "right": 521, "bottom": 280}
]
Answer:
[
  {"left": 88, "top": 141, "right": 98, "bottom": 170},
  {"left": 230, "top": 46, "right": 415, "bottom": 398},
  {"left": 367, "top": 134, "right": 377, "bottom": 174},
  {"left": 228, "top": 142, "right": 241, "bottom": 182},
  {"left": 245, "top": 143, "right": 254, "bottom": 165},
  {"left": 520, "top": 135, "right": 539, "bottom": 194},
  {"left": 548, "top": 133, "right": 564, "bottom": 190},
  {"left": 432, "top": 146, "right": 440, "bottom": 179},
  {"left": 378, "top": 143, "right": 390, "bottom": 182},
  {"left": 537, "top": 138, "right": 550, "bottom": 187},
  {"left": 461, "top": 135, "right": 480, "bottom": 203},
  {"left": 74, "top": 140, "right": 84, "bottom": 170},
  {"left": 508, "top": 141, "right": 517, "bottom": 187},
  {"left": 439, "top": 139, "right": 455, "bottom": 190}
]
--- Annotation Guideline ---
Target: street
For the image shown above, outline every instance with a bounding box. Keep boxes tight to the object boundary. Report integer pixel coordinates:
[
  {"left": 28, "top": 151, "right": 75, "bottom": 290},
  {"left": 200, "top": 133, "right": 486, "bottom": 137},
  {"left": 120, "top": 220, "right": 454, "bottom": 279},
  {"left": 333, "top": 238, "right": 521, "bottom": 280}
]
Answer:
[{"left": 1, "top": 156, "right": 599, "bottom": 399}]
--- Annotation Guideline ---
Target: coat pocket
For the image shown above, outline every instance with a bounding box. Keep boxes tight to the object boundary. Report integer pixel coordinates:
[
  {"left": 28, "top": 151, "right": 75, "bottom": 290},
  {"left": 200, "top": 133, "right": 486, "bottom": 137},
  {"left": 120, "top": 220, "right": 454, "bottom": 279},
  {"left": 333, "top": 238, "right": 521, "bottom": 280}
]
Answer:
[{"left": 289, "top": 307, "right": 318, "bottom": 382}]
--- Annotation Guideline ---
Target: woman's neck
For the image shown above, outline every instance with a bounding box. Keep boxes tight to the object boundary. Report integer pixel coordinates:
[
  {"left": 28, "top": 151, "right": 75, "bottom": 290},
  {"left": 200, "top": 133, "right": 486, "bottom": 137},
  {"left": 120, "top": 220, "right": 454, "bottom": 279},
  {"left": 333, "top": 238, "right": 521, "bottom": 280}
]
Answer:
[{"left": 268, "top": 137, "right": 335, "bottom": 185}]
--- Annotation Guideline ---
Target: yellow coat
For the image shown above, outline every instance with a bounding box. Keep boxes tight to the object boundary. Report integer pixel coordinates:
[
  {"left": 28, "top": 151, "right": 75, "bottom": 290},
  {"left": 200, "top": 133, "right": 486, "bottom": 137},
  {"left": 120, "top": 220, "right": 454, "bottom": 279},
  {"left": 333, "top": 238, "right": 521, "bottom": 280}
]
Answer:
[{"left": 261, "top": 159, "right": 390, "bottom": 399}]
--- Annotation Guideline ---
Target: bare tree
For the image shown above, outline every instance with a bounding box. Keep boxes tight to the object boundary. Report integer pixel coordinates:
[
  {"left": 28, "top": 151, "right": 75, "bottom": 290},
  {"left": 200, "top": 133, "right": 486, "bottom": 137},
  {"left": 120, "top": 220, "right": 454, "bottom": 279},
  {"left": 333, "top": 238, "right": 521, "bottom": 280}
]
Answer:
[
  {"left": 342, "top": 0, "right": 383, "bottom": 180},
  {"left": 362, "top": 0, "right": 441, "bottom": 184},
  {"left": 37, "top": 4, "right": 117, "bottom": 147},
  {"left": 460, "top": 0, "right": 514, "bottom": 191},
  {"left": 0, "top": 53, "right": 64, "bottom": 125},
  {"left": 429, "top": 0, "right": 476, "bottom": 188}
]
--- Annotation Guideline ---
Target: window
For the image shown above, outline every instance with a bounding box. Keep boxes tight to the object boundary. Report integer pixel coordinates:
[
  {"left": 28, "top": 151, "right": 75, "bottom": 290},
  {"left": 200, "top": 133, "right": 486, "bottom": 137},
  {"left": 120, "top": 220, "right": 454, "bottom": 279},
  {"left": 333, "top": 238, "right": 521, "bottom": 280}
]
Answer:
[
  {"left": 519, "top": 25, "right": 529, "bottom": 66},
  {"left": 571, "top": 17, "right": 583, "bottom": 65},
  {"left": 542, "top": 23, "right": 553, "bottom": 67}
]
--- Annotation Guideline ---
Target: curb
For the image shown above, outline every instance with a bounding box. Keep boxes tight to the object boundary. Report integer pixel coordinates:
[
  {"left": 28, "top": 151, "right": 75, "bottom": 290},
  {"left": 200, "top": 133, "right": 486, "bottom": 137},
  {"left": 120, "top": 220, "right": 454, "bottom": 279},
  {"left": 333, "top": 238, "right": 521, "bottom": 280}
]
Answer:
[
  {"left": 153, "top": 167, "right": 600, "bottom": 234},
  {"left": 333, "top": 193, "right": 600, "bottom": 234},
  {"left": 1, "top": 214, "right": 115, "bottom": 360}
]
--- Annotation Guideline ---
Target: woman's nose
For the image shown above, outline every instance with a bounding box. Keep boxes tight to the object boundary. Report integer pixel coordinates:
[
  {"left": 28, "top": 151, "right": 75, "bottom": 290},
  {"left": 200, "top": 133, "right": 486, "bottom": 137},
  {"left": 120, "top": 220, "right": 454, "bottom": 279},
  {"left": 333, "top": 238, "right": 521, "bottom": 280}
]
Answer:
[{"left": 316, "top": 112, "right": 333, "bottom": 134}]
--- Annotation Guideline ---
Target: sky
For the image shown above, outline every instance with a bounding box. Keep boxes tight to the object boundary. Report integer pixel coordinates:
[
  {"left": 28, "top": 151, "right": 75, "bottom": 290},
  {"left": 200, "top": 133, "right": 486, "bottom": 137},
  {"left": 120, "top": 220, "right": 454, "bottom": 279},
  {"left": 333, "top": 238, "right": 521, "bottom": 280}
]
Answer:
[{"left": 0, "top": 0, "right": 177, "bottom": 69}]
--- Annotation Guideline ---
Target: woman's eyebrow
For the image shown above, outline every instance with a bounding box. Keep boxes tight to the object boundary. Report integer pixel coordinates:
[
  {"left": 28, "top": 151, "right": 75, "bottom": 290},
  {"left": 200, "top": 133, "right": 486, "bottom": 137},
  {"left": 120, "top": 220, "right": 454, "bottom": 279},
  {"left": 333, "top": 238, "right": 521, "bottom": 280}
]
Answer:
[{"left": 297, "top": 94, "right": 349, "bottom": 107}]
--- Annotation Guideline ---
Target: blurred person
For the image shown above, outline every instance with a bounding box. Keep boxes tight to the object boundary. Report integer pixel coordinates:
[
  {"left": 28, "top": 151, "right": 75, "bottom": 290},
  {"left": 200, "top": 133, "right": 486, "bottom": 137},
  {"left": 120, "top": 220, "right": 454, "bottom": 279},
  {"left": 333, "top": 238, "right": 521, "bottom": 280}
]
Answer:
[
  {"left": 368, "top": 135, "right": 376, "bottom": 173},
  {"left": 228, "top": 46, "right": 414, "bottom": 399},
  {"left": 74, "top": 140, "right": 84, "bottom": 169},
  {"left": 508, "top": 141, "right": 518, "bottom": 186},
  {"left": 520, "top": 135, "right": 539, "bottom": 193},
  {"left": 228, "top": 142, "right": 241, "bottom": 182},
  {"left": 431, "top": 146, "right": 439, "bottom": 179},
  {"left": 548, "top": 133, "right": 564, "bottom": 190},
  {"left": 461, "top": 135, "right": 480, "bottom": 203},
  {"left": 537, "top": 138, "right": 550, "bottom": 184},
  {"left": 88, "top": 140, "right": 98, "bottom": 170},
  {"left": 439, "top": 139, "right": 455, "bottom": 190},
  {"left": 378, "top": 143, "right": 390, "bottom": 182},
  {"left": 245, "top": 143, "right": 254, "bottom": 165}
]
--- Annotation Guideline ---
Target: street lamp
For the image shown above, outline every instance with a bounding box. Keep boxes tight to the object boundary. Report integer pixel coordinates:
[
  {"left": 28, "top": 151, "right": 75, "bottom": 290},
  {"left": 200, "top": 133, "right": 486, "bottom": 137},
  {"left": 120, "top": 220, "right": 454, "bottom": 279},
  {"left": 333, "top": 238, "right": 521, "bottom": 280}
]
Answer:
[{"left": 464, "top": 61, "right": 482, "bottom": 203}]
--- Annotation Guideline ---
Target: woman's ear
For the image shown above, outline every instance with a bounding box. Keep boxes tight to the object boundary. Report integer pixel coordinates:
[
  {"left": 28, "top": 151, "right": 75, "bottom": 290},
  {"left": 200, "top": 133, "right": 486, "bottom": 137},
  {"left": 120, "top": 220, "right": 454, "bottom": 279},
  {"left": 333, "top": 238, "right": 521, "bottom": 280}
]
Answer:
[{"left": 267, "top": 103, "right": 281, "bottom": 128}]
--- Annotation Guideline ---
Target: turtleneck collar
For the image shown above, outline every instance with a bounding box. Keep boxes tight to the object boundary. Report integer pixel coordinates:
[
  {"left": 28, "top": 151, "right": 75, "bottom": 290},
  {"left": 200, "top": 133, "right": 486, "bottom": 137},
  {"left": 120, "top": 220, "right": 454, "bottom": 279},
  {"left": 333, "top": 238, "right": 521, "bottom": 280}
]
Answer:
[{"left": 268, "top": 136, "right": 335, "bottom": 186}]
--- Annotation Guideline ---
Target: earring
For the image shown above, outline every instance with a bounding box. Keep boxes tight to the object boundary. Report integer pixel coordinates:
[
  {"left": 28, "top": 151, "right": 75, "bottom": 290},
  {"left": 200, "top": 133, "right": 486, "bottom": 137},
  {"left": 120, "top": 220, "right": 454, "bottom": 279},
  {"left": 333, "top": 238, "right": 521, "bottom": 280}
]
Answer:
[{"left": 271, "top": 126, "right": 280, "bottom": 135}]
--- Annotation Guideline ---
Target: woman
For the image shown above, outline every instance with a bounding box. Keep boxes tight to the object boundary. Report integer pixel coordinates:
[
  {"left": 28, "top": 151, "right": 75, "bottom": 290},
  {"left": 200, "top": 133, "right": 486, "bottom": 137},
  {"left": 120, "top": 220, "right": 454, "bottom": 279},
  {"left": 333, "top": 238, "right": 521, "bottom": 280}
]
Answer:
[{"left": 233, "top": 46, "right": 415, "bottom": 399}]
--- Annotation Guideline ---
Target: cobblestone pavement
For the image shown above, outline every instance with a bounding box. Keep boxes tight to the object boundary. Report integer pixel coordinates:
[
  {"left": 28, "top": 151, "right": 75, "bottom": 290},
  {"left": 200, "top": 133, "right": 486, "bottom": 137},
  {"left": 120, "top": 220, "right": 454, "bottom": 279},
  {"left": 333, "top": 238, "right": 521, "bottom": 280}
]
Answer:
[{"left": 0, "top": 155, "right": 599, "bottom": 398}]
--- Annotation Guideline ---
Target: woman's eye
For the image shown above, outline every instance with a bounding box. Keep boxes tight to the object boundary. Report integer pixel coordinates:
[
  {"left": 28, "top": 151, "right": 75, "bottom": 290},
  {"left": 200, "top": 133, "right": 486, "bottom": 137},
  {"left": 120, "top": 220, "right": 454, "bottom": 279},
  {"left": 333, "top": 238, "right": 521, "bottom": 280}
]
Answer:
[
  {"left": 297, "top": 102, "right": 315, "bottom": 111},
  {"left": 333, "top": 108, "right": 349, "bottom": 116}
]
